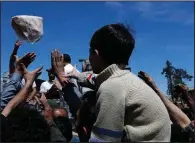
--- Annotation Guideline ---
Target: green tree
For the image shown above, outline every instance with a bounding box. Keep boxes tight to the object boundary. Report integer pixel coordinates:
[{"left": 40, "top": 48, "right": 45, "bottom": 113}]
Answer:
[
  {"left": 173, "top": 68, "right": 193, "bottom": 86},
  {"left": 161, "top": 60, "right": 193, "bottom": 101},
  {"left": 161, "top": 60, "right": 175, "bottom": 96}
]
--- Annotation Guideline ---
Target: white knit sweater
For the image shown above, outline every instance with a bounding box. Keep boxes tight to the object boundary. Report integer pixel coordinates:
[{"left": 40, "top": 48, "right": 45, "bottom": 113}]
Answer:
[{"left": 90, "top": 64, "right": 171, "bottom": 142}]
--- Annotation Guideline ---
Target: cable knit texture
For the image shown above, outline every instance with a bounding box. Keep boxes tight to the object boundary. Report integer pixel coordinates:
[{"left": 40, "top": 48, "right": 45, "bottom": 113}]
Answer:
[{"left": 90, "top": 64, "right": 171, "bottom": 142}]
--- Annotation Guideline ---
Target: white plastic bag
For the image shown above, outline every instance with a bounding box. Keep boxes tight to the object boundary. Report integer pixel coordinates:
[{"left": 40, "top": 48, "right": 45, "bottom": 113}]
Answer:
[{"left": 11, "top": 15, "right": 43, "bottom": 44}]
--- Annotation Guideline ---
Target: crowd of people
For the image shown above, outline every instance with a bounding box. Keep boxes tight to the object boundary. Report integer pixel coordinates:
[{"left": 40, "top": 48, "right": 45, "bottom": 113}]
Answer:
[{"left": 0, "top": 23, "right": 194, "bottom": 142}]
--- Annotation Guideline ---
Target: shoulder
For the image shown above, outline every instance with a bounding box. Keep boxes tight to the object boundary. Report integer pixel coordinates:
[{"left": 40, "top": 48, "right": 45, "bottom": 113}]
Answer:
[
  {"left": 64, "top": 64, "right": 74, "bottom": 70},
  {"left": 41, "top": 81, "right": 48, "bottom": 86},
  {"left": 98, "top": 72, "right": 142, "bottom": 92},
  {"left": 97, "top": 73, "right": 131, "bottom": 98}
]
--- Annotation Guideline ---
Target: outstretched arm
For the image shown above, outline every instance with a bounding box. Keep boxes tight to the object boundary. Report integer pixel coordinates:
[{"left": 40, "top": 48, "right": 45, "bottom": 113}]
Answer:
[
  {"left": 9, "top": 40, "right": 22, "bottom": 74},
  {"left": 1, "top": 81, "right": 32, "bottom": 117},
  {"left": 39, "top": 93, "right": 67, "bottom": 142},
  {"left": 2, "top": 64, "right": 42, "bottom": 117},
  {"left": 138, "top": 71, "right": 191, "bottom": 129},
  {"left": 1, "top": 52, "right": 37, "bottom": 109}
]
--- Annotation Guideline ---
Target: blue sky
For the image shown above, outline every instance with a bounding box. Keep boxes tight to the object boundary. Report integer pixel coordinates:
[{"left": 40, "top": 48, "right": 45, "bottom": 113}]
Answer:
[{"left": 1, "top": 2, "right": 194, "bottom": 94}]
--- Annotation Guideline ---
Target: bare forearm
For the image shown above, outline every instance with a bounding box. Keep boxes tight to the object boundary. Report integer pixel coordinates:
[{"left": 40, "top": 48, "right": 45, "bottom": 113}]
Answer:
[
  {"left": 155, "top": 88, "right": 191, "bottom": 128},
  {"left": 9, "top": 55, "right": 15, "bottom": 74},
  {"left": 2, "top": 82, "right": 31, "bottom": 117}
]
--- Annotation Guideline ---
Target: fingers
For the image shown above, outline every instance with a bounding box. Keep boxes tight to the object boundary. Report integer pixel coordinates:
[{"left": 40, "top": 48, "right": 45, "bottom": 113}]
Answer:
[
  {"left": 56, "top": 50, "right": 60, "bottom": 61},
  {"left": 56, "top": 49, "right": 62, "bottom": 62},
  {"left": 51, "top": 51, "right": 55, "bottom": 67},
  {"left": 138, "top": 74, "right": 144, "bottom": 80},
  {"left": 28, "top": 53, "right": 36, "bottom": 61},
  {"left": 25, "top": 53, "right": 36, "bottom": 67},
  {"left": 51, "top": 49, "right": 63, "bottom": 62},
  {"left": 56, "top": 51, "right": 60, "bottom": 62},
  {"left": 138, "top": 71, "right": 149, "bottom": 78},
  {"left": 15, "top": 40, "right": 22, "bottom": 44},
  {"left": 63, "top": 78, "right": 70, "bottom": 84},
  {"left": 138, "top": 71, "right": 151, "bottom": 84},
  {"left": 33, "top": 66, "right": 43, "bottom": 74},
  {"left": 15, "top": 40, "right": 23, "bottom": 46},
  {"left": 60, "top": 53, "right": 64, "bottom": 63},
  {"left": 28, "top": 53, "right": 36, "bottom": 63},
  {"left": 35, "top": 72, "right": 42, "bottom": 79},
  {"left": 29, "top": 52, "right": 36, "bottom": 58},
  {"left": 19, "top": 52, "right": 36, "bottom": 62},
  {"left": 51, "top": 49, "right": 64, "bottom": 72},
  {"left": 138, "top": 71, "right": 147, "bottom": 77},
  {"left": 138, "top": 72, "right": 145, "bottom": 80},
  {"left": 40, "top": 93, "right": 47, "bottom": 102}
]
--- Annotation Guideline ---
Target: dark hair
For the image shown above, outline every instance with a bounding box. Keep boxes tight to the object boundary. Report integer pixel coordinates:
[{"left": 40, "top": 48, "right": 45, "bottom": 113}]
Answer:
[
  {"left": 90, "top": 23, "right": 135, "bottom": 65},
  {"left": 1, "top": 107, "right": 51, "bottom": 142},
  {"left": 54, "top": 117, "right": 73, "bottom": 142},
  {"left": 63, "top": 54, "right": 71, "bottom": 63}
]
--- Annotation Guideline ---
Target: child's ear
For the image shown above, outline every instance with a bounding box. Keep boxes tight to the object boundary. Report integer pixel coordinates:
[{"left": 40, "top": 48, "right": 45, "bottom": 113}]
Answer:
[{"left": 94, "top": 49, "right": 99, "bottom": 56}]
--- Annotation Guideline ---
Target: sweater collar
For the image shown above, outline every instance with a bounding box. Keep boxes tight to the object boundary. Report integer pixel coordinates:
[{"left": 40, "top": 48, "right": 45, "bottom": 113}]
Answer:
[{"left": 96, "top": 64, "right": 129, "bottom": 88}]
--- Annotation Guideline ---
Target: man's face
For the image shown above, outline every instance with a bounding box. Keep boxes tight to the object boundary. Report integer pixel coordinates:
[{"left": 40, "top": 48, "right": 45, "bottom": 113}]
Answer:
[{"left": 48, "top": 72, "right": 55, "bottom": 80}]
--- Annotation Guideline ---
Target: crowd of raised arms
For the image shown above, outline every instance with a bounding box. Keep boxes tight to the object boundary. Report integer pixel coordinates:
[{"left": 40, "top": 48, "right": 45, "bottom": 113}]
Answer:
[{"left": 0, "top": 23, "right": 194, "bottom": 142}]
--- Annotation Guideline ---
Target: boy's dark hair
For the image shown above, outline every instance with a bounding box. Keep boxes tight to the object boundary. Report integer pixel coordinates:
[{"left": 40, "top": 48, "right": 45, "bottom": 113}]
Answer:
[
  {"left": 90, "top": 23, "right": 135, "bottom": 65},
  {"left": 1, "top": 107, "right": 51, "bottom": 142},
  {"left": 54, "top": 117, "right": 73, "bottom": 142},
  {"left": 63, "top": 54, "right": 71, "bottom": 63}
]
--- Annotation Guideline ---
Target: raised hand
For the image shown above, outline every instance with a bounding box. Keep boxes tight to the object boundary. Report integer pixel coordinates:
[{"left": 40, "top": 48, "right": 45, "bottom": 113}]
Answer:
[
  {"left": 15, "top": 52, "right": 36, "bottom": 74},
  {"left": 138, "top": 71, "right": 157, "bottom": 90},
  {"left": 40, "top": 93, "right": 53, "bottom": 124},
  {"left": 19, "top": 63, "right": 43, "bottom": 85},
  {"left": 40, "top": 93, "right": 48, "bottom": 105},
  {"left": 51, "top": 49, "right": 70, "bottom": 87},
  {"left": 51, "top": 49, "right": 64, "bottom": 75},
  {"left": 13, "top": 40, "right": 23, "bottom": 54},
  {"left": 16, "top": 52, "right": 36, "bottom": 68},
  {"left": 9, "top": 40, "right": 23, "bottom": 74}
]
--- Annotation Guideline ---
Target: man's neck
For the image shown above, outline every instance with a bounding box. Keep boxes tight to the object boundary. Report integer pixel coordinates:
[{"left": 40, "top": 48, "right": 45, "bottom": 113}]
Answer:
[
  {"left": 64, "top": 62, "right": 71, "bottom": 66},
  {"left": 48, "top": 79, "right": 53, "bottom": 83}
]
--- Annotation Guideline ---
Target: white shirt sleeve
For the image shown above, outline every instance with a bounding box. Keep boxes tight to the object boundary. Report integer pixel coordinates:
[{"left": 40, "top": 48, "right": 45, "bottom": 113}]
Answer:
[
  {"left": 64, "top": 64, "right": 74, "bottom": 76},
  {"left": 64, "top": 64, "right": 80, "bottom": 76},
  {"left": 22, "top": 78, "right": 36, "bottom": 88},
  {"left": 40, "top": 82, "right": 47, "bottom": 93},
  {"left": 40, "top": 81, "right": 53, "bottom": 93}
]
